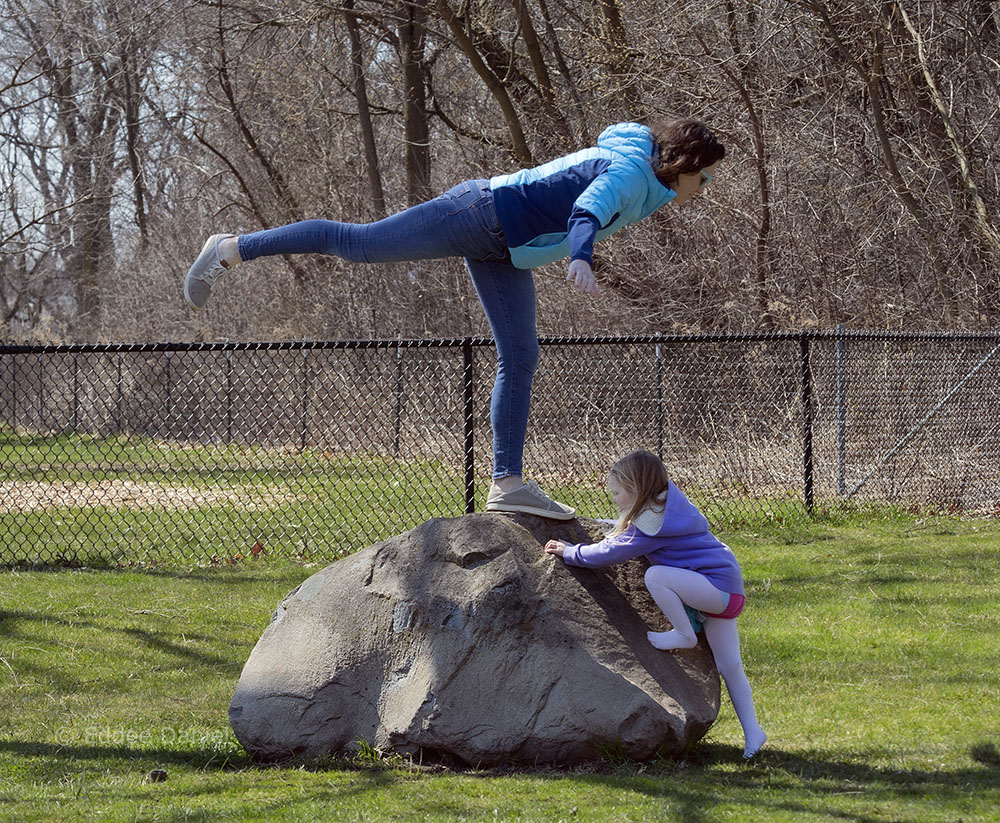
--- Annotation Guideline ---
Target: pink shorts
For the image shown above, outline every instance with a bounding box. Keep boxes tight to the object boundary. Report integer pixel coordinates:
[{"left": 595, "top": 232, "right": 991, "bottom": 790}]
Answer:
[{"left": 702, "top": 592, "right": 745, "bottom": 620}]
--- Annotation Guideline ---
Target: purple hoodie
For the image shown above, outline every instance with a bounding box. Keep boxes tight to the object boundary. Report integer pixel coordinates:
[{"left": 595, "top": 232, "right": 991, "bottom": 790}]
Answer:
[{"left": 561, "top": 481, "right": 745, "bottom": 596}]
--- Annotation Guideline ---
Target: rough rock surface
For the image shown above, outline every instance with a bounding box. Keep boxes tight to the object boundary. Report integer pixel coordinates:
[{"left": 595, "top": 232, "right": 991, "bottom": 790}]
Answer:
[{"left": 229, "top": 513, "right": 720, "bottom": 765}]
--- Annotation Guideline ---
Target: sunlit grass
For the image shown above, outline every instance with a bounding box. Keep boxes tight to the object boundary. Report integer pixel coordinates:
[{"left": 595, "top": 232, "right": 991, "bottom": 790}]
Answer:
[
  {"left": 2, "top": 428, "right": 953, "bottom": 569},
  {"left": 0, "top": 428, "right": 469, "bottom": 566},
  {"left": 2, "top": 515, "right": 999, "bottom": 821}
]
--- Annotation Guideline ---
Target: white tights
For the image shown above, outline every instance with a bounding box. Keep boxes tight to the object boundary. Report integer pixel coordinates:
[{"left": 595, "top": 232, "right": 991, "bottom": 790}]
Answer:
[{"left": 644, "top": 565, "right": 767, "bottom": 758}]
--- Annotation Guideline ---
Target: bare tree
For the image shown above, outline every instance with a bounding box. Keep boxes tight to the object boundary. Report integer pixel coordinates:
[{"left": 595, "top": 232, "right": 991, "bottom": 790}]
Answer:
[
  {"left": 4, "top": 0, "right": 998, "bottom": 342},
  {"left": 6, "top": 1, "right": 124, "bottom": 336},
  {"left": 344, "top": 0, "right": 387, "bottom": 216}
]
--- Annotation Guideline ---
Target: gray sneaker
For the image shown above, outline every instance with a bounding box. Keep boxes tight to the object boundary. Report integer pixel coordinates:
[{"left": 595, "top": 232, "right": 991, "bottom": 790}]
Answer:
[
  {"left": 184, "top": 233, "right": 237, "bottom": 310},
  {"left": 486, "top": 478, "right": 576, "bottom": 520}
]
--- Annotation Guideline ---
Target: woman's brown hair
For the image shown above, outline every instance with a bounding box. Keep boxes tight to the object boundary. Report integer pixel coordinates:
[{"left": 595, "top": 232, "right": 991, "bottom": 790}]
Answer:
[{"left": 649, "top": 119, "right": 726, "bottom": 187}]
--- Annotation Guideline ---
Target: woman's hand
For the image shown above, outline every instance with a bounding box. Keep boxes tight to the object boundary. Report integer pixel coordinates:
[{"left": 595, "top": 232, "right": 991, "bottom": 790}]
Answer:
[
  {"left": 544, "top": 539, "right": 568, "bottom": 557},
  {"left": 567, "top": 259, "right": 600, "bottom": 296}
]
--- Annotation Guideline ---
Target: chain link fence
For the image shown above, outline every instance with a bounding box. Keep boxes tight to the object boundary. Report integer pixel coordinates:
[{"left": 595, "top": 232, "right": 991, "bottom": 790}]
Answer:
[{"left": 2, "top": 332, "right": 998, "bottom": 566}]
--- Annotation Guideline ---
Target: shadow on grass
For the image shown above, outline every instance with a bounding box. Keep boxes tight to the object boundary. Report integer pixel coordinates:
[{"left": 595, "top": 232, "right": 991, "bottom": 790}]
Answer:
[
  {"left": 0, "top": 560, "right": 311, "bottom": 582},
  {"left": 4, "top": 737, "right": 1000, "bottom": 822},
  {"left": 687, "top": 740, "right": 1000, "bottom": 786},
  {"left": 513, "top": 740, "right": 1000, "bottom": 823},
  {"left": 704, "top": 741, "right": 998, "bottom": 821},
  {"left": 0, "top": 738, "right": 253, "bottom": 772},
  {"left": 0, "top": 738, "right": 385, "bottom": 775},
  {"left": 0, "top": 737, "right": 408, "bottom": 785},
  {"left": 11, "top": 734, "right": 999, "bottom": 791},
  {"left": 0, "top": 607, "right": 236, "bottom": 671}
]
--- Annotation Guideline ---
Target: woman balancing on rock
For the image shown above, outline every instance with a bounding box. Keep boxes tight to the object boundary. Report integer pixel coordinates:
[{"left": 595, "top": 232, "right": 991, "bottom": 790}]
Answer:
[
  {"left": 184, "top": 121, "right": 724, "bottom": 519},
  {"left": 544, "top": 450, "right": 766, "bottom": 759}
]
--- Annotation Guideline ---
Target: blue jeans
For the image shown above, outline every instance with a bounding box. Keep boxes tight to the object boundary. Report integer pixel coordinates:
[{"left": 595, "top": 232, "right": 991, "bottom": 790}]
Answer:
[{"left": 238, "top": 179, "right": 538, "bottom": 480}]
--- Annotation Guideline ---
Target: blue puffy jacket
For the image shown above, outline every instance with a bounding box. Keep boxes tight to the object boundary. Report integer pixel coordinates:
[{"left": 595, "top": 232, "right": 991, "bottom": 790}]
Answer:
[{"left": 488, "top": 122, "right": 677, "bottom": 270}]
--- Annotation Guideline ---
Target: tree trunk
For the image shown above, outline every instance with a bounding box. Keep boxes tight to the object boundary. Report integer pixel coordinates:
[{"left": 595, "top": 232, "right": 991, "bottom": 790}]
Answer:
[
  {"left": 345, "top": 0, "right": 386, "bottom": 217},
  {"left": 399, "top": 0, "right": 431, "bottom": 206},
  {"left": 514, "top": 0, "right": 573, "bottom": 149},
  {"left": 435, "top": 0, "right": 533, "bottom": 165},
  {"left": 599, "top": 0, "right": 645, "bottom": 119}
]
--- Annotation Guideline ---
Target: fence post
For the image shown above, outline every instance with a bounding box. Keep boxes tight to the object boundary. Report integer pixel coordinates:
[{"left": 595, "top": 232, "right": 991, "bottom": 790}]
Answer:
[
  {"left": 835, "top": 325, "right": 847, "bottom": 495},
  {"left": 115, "top": 351, "right": 124, "bottom": 435},
  {"left": 394, "top": 336, "right": 404, "bottom": 457},
  {"left": 8, "top": 352, "right": 16, "bottom": 430},
  {"left": 462, "top": 339, "right": 475, "bottom": 515},
  {"left": 655, "top": 340, "right": 664, "bottom": 460},
  {"left": 164, "top": 351, "right": 172, "bottom": 429},
  {"left": 225, "top": 349, "right": 234, "bottom": 444},
  {"left": 799, "top": 335, "right": 815, "bottom": 513},
  {"left": 300, "top": 347, "right": 309, "bottom": 452},
  {"left": 37, "top": 356, "right": 44, "bottom": 431},
  {"left": 71, "top": 351, "right": 80, "bottom": 433}
]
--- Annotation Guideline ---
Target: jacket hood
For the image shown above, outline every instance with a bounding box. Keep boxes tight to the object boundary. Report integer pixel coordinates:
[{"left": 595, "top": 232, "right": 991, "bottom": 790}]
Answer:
[
  {"left": 596, "top": 122, "right": 655, "bottom": 167},
  {"left": 631, "top": 482, "right": 709, "bottom": 537},
  {"left": 658, "top": 481, "right": 710, "bottom": 537},
  {"left": 596, "top": 122, "right": 675, "bottom": 210}
]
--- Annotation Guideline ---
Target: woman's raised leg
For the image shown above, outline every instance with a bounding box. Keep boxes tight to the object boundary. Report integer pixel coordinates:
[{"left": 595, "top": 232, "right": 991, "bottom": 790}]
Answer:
[{"left": 186, "top": 180, "right": 506, "bottom": 309}]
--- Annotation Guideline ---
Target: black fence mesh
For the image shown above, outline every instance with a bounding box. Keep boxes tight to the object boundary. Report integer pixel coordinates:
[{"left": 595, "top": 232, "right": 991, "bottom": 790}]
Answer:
[{"left": 2, "top": 332, "right": 998, "bottom": 566}]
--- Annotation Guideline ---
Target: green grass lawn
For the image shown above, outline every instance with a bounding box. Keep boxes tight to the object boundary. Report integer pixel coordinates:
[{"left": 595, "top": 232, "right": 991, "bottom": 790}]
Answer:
[
  {"left": 2, "top": 514, "right": 999, "bottom": 822},
  {"left": 1, "top": 426, "right": 827, "bottom": 569},
  {"left": 0, "top": 427, "right": 475, "bottom": 566}
]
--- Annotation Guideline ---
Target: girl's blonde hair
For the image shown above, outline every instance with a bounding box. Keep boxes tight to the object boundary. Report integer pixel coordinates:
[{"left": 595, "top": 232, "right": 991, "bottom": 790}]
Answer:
[{"left": 609, "top": 449, "right": 669, "bottom": 536}]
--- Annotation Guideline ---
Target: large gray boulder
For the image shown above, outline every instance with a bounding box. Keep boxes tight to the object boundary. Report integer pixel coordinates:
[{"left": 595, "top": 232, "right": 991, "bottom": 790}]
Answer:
[{"left": 230, "top": 513, "right": 720, "bottom": 765}]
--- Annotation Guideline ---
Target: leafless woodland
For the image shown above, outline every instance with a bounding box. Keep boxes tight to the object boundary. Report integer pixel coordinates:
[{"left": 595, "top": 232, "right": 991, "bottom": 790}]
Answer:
[{"left": 2, "top": 0, "right": 999, "bottom": 343}]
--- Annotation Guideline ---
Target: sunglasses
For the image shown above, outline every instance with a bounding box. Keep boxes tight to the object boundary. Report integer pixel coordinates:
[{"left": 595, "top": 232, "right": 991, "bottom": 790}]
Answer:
[{"left": 699, "top": 170, "right": 714, "bottom": 188}]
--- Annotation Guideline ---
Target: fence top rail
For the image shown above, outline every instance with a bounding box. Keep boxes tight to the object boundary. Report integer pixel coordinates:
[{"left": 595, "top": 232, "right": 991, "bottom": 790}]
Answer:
[{"left": 3, "top": 330, "right": 1000, "bottom": 356}]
